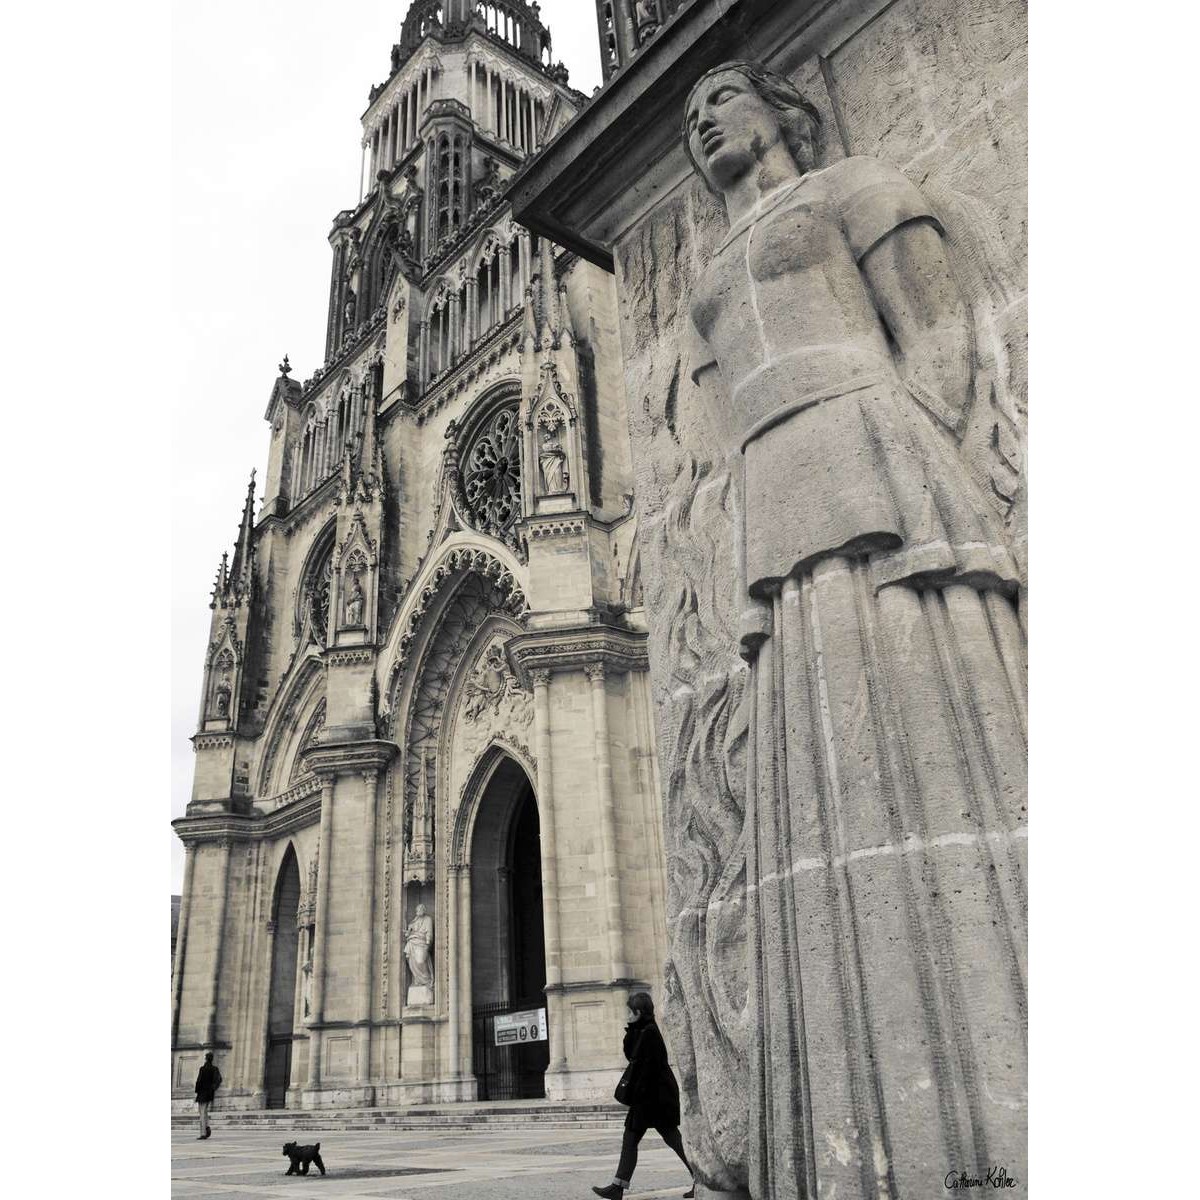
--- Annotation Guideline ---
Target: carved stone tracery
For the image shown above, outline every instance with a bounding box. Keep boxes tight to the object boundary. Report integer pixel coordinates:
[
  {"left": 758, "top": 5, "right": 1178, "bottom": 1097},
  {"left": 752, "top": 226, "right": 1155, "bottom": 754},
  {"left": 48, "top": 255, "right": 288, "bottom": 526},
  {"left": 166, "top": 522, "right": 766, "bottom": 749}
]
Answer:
[{"left": 462, "top": 404, "right": 523, "bottom": 540}]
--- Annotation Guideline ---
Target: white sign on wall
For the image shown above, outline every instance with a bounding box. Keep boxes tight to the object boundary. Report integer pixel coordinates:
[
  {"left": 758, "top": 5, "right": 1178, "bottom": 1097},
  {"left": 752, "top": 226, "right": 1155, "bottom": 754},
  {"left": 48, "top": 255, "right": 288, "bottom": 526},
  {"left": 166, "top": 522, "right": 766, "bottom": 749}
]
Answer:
[{"left": 493, "top": 1007, "right": 547, "bottom": 1046}]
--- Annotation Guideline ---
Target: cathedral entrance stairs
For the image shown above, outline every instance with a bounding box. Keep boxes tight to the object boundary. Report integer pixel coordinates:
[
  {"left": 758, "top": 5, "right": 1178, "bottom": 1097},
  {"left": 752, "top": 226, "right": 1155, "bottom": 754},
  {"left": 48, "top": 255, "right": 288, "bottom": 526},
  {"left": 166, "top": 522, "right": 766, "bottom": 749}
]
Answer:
[{"left": 170, "top": 1098, "right": 626, "bottom": 1132}]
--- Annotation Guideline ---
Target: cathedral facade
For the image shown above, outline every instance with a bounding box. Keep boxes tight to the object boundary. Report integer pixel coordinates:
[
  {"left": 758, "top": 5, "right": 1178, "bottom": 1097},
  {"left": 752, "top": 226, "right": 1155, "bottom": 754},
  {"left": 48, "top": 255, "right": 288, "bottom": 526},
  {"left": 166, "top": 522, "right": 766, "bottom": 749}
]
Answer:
[{"left": 171, "top": 0, "right": 667, "bottom": 1111}]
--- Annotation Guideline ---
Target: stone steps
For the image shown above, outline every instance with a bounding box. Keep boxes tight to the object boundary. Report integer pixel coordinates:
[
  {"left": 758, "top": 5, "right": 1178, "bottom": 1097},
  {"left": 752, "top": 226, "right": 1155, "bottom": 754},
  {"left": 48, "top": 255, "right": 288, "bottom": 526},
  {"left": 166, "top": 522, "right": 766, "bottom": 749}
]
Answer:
[{"left": 171, "top": 1100, "right": 626, "bottom": 1132}]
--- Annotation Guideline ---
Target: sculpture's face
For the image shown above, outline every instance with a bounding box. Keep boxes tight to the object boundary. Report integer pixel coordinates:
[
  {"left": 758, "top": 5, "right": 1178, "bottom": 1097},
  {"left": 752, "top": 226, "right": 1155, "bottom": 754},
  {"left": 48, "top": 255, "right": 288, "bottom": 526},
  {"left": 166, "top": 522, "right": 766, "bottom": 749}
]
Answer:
[
  {"left": 416, "top": 904, "right": 426, "bottom": 917},
  {"left": 685, "top": 69, "right": 782, "bottom": 192}
]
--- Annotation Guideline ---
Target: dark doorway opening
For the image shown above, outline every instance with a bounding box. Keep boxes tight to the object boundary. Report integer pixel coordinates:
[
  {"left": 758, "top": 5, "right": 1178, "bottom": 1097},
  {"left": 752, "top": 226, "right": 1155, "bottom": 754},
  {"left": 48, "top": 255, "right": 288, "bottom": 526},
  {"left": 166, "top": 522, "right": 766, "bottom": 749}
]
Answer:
[
  {"left": 264, "top": 846, "right": 301, "bottom": 1108},
  {"left": 470, "top": 759, "right": 548, "bottom": 1100}
]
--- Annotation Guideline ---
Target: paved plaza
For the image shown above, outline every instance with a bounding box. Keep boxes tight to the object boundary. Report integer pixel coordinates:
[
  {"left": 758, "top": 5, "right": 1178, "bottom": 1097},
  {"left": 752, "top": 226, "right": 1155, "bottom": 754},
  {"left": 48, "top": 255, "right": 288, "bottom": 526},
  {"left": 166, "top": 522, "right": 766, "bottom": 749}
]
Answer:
[{"left": 171, "top": 1124, "right": 694, "bottom": 1199}]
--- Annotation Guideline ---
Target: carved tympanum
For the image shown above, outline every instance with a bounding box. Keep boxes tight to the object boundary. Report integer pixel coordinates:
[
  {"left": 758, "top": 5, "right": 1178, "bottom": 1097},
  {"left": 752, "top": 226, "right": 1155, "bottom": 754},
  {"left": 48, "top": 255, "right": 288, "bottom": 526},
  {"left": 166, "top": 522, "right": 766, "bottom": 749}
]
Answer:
[{"left": 667, "top": 62, "right": 1027, "bottom": 1199}]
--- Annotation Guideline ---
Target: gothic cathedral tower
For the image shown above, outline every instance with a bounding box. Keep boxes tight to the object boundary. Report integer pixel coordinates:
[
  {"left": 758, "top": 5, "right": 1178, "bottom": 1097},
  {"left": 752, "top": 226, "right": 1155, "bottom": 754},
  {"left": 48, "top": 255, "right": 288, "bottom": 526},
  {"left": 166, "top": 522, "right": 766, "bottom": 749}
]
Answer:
[{"left": 172, "top": 0, "right": 666, "bottom": 1112}]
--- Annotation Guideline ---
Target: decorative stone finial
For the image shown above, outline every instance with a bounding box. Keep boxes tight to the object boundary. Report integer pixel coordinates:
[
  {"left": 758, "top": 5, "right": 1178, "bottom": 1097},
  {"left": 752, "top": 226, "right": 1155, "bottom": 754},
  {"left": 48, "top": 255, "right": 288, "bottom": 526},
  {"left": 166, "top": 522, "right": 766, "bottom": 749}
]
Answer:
[{"left": 278, "top": 355, "right": 291, "bottom": 377}]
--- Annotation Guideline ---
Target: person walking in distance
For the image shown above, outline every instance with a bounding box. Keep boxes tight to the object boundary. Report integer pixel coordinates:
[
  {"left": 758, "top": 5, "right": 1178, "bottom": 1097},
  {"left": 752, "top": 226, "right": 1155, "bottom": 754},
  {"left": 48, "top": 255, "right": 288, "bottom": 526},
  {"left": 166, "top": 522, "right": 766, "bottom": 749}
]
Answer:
[
  {"left": 593, "top": 992, "right": 695, "bottom": 1199},
  {"left": 195, "top": 1051, "right": 222, "bottom": 1140}
]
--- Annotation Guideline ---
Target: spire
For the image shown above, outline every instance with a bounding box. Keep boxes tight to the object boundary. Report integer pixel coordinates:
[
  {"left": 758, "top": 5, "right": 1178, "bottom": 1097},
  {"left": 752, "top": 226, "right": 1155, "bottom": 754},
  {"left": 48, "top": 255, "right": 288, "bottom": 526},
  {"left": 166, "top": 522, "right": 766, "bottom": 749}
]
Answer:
[
  {"left": 538, "top": 236, "right": 558, "bottom": 349},
  {"left": 361, "top": 382, "right": 384, "bottom": 490},
  {"left": 557, "top": 281, "right": 575, "bottom": 346},
  {"left": 211, "top": 552, "right": 229, "bottom": 607},
  {"left": 229, "top": 470, "right": 257, "bottom": 593}
]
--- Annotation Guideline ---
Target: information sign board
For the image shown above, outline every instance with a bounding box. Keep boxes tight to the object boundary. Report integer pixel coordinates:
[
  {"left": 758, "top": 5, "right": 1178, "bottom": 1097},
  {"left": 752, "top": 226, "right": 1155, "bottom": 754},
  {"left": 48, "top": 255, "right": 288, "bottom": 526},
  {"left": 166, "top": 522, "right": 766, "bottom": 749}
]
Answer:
[{"left": 493, "top": 1007, "right": 547, "bottom": 1046}]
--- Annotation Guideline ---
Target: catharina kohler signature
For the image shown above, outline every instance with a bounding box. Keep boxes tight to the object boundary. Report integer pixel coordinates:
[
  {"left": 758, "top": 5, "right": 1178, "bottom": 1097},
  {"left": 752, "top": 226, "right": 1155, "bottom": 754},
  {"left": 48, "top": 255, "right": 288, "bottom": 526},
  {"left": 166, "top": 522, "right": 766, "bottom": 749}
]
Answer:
[{"left": 944, "top": 1166, "right": 1017, "bottom": 1189}]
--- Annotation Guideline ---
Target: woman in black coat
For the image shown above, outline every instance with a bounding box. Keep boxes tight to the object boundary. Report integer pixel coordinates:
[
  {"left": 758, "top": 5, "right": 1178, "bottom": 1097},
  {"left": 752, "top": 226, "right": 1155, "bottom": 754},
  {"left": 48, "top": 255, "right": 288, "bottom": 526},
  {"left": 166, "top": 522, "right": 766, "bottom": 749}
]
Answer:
[{"left": 592, "top": 992, "right": 694, "bottom": 1198}]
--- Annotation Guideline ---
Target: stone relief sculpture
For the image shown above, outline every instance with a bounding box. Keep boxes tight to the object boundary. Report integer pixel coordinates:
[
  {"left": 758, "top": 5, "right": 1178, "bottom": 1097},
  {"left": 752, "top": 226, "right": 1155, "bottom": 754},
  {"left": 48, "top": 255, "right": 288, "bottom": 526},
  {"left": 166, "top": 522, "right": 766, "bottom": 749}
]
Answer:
[
  {"left": 403, "top": 902, "right": 434, "bottom": 1004},
  {"left": 343, "top": 573, "right": 365, "bottom": 626},
  {"left": 301, "top": 959, "right": 313, "bottom": 1020},
  {"left": 669, "top": 63, "right": 1027, "bottom": 1199},
  {"left": 461, "top": 642, "right": 524, "bottom": 723},
  {"left": 634, "top": 0, "right": 660, "bottom": 44},
  {"left": 537, "top": 408, "right": 570, "bottom": 494}
]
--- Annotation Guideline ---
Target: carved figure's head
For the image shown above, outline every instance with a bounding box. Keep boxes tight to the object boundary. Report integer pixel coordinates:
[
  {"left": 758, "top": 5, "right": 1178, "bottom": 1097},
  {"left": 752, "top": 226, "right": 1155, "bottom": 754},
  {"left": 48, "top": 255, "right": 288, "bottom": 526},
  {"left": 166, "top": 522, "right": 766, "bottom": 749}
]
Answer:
[
  {"left": 683, "top": 62, "right": 822, "bottom": 194},
  {"left": 415, "top": 903, "right": 427, "bottom": 917}
]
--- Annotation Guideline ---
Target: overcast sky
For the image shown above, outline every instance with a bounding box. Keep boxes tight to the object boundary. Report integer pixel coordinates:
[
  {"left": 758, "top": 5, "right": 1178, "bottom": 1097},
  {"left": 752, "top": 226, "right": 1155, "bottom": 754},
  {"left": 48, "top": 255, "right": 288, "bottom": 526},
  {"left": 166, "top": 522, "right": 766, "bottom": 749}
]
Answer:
[{"left": 171, "top": 1, "right": 604, "bottom": 893}]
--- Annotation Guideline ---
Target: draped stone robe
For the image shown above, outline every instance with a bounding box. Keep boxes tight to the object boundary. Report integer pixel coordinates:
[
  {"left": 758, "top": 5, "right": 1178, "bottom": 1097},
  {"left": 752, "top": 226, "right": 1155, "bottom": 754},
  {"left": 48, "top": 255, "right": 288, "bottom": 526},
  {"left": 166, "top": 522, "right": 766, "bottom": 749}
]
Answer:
[{"left": 688, "top": 156, "right": 1027, "bottom": 1199}]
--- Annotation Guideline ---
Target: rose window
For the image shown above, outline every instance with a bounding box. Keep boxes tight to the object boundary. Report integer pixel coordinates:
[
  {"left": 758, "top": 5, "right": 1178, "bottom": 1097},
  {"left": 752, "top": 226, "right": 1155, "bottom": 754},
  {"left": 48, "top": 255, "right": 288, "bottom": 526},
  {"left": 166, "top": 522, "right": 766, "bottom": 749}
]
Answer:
[
  {"left": 463, "top": 406, "right": 522, "bottom": 537},
  {"left": 305, "top": 550, "right": 332, "bottom": 642}
]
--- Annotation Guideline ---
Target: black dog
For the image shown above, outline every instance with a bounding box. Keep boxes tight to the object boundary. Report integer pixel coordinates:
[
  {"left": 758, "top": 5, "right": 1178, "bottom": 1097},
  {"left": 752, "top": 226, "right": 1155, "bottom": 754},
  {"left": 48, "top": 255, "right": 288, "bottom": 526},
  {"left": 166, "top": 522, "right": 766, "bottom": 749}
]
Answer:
[{"left": 282, "top": 1141, "right": 326, "bottom": 1176}]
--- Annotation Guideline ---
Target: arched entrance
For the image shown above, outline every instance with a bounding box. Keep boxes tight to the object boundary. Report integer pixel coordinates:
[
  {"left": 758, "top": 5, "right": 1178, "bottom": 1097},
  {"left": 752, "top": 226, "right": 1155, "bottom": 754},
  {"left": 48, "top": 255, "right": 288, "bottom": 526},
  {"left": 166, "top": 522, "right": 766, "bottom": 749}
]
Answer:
[
  {"left": 469, "top": 756, "right": 548, "bottom": 1100},
  {"left": 263, "top": 846, "right": 301, "bottom": 1108}
]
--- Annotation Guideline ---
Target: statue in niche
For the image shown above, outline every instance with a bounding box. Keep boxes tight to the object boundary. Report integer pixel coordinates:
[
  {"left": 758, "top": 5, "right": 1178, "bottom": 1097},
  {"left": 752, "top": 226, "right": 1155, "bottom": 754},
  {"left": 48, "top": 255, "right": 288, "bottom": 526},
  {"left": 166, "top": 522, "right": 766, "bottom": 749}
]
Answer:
[
  {"left": 474, "top": 156, "right": 502, "bottom": 209},
  {"left": 403, "top": 903, "right": 434, "bottom": 993},
  {"left": 343, "top": 573, "right": 365, "bottom": 626},
  {"left": 537, "top": 413, "right": 569, "bottom": 494},
  {"left": 679, "top": 63, "right": 1026, "bottom": 1197},
  {"left": 634, "top": 0, "right": 660, "bottom": 43},
  {"left": 213, "top": 678, "right": 231, "bottom": 718},
  {"left": 343, "top": 288, "right": 357, "bottom": 329}
]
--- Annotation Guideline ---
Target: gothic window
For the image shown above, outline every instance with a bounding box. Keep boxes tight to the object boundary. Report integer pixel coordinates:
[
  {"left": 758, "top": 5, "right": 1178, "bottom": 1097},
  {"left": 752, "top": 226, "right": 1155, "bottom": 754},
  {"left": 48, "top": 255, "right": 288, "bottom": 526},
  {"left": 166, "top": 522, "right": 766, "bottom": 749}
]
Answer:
[
  {"left": 303, "top": 543, "right": 333, "bottom": 643},
  {"left": 463, "top": 404, "right": 522, "bottom": 538}
]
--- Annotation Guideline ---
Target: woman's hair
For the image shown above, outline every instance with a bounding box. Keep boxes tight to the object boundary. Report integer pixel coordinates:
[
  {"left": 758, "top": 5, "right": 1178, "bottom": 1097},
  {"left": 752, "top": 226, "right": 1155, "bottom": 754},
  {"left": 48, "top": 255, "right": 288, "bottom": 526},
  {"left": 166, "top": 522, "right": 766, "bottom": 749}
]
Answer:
[
  {"left": 627, "top": 991, "right": 655, "bottom": 1019},
  {"left": 682, "top": 61, "right": 823, "bottom": 191}
]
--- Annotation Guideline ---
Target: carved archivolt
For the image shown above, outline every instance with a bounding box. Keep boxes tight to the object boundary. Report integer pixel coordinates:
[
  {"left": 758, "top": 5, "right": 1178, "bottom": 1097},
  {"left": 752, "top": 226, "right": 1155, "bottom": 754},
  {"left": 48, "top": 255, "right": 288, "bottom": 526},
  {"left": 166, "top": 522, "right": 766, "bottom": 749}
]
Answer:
[
  {"left": 450, "top": 737, "right": 538, "bottom": 865},
  {"left": 256, "top": 655, "right": 324, "bottom": 797},
  {"left": 385, "top": 544, "right": 527, "bottom": 695},
  {"left": 391, "top": 573, "right": 522, "bottom": 883},
  {"left": 288, "top": 700, "right": 326, "bottom": 785}
]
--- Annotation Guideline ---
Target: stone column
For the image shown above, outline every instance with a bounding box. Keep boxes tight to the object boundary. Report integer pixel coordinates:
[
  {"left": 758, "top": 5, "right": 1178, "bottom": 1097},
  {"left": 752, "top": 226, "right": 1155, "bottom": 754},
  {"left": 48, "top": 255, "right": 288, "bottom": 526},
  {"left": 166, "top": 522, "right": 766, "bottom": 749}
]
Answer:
[
  {"left": 499, "top": 243, "right": 512, "bottom": 315},
  {"left": 204, "top": 839, "right": 232, "bottom": 1047},
  {"left": 458, "top": 865, "right": 473, "bottom": 1078},
  {"left": 356, "top": 768, "right": 379, "bottom": 1089},
  {"left": 448, "top": 292, "right": 460, "bottom": 363},
  {"left": 495, "top": 865, "right": 512, "bottom": 999},
  {"left": 499, "top": 76, "right": 507, "bottom": 144},
  {"left": 465, "top": 277, "right": 477, "bottom": 348},
  {"left": 358, "top": 141, "right": 367, "bottom": 204},
  {"left": 446, "top": 863, "right": 461, "bottom": 1079},
  {"left": 518, "top": 229, "right": 531, "bottom": 296},
  {"left": 171, "top": 843, "right": 197, "bottom": 1044},
  {"left": 307, "top": 777, "right": 335, "bottom": 1090},
  {"left": 587, "top": 663, "right": 626, "bottom": 980},
  {"left": 531, "top": 671, "right": 565, "bottom": 1070},
  {"left": 418, "top": 319, "right": 429, "bottom": 387}
]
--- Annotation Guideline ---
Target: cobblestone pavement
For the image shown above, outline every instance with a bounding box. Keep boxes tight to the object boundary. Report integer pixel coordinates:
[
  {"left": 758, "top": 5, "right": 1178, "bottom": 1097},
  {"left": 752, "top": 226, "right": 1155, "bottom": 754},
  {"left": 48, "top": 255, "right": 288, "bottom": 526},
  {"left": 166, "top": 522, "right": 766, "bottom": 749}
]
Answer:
[{"left": 172, "top": 1126, "right": 695, "bottom": 1199}]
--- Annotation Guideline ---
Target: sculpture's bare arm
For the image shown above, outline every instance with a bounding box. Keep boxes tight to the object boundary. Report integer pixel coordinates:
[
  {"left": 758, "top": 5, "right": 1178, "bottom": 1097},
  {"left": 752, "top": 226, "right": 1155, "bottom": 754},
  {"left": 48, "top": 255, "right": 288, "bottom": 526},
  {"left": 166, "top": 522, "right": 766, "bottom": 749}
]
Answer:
[{"left": 861, "top": 219, "right": 973, "bottom": 429}]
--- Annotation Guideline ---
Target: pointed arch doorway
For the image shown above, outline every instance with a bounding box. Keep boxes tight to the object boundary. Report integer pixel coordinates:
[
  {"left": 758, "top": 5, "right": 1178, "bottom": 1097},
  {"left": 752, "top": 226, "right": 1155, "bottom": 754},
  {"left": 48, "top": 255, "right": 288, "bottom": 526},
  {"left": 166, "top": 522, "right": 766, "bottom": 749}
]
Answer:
[
  {"left": 263, "top": 846, "right": 301, "bottom": 1108},
  {"left": 468, "top": 754, "right": 548, "bottom": 1100}
]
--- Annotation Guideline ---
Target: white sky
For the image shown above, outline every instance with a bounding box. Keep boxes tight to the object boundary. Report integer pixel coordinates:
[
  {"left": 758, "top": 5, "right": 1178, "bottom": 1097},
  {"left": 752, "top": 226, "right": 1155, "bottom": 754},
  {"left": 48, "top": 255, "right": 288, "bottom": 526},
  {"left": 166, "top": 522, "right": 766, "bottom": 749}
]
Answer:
[{"left": 171, "top": 1, "right": 603, "bottom": 893}]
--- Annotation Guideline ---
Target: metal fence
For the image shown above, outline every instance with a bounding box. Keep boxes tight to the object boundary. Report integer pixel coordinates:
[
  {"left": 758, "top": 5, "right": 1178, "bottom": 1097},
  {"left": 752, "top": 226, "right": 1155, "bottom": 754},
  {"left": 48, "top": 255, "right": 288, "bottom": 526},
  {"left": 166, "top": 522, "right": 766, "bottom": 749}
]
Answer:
[{"left": 471, "top": 996, "right": 549, "bottom": 1100}]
